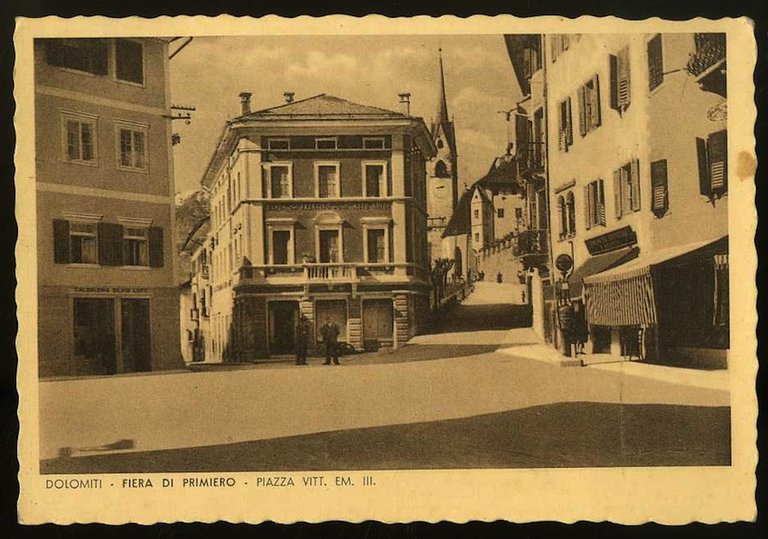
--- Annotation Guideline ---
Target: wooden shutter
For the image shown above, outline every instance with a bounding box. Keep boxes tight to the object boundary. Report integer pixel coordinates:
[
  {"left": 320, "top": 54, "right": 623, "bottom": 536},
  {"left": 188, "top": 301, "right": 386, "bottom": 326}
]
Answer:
[
  {"left": 550, "top": 35, "right": 558, "bottom": 63},
  {"left": 149, "top": 226, "right": 165, "bottom": 268},
  {"left": 557, "top": 102, "right": 564, "bottom": 151},
  {"left": 53, "top": 219, "right": 70, "bottom": 264},
  {"left": 618, "top": 46, "right": 631, "bottom": 109},
  {"left": 566, "top": 97, "right": 573, "bottom": 147},
  {"left": 613, "top": 169, "right": 623, "bottom": 219},
  {"left": 609, "top": 54, "right": 619, "bottom": 110},
  {"left": 708, "top": 130, "right": 728, "bottom": 193},
  {"left": 630, "top": 159, "right": 641, "bottom": 211},
  {"left": 597, "top": 180, "right": 606, "bottom": 225},
  {"left": 98, "top": 222, "right": 123, "bottom": 266},
  {"left": 647, "top": 35, "right": 663, "bottom": 90},
  {"left": 584, "top": 184, "right": 592, "bottom": 229},
  {"left": 696, "top": 137, "right": 712, "bottom": 197},
  {"left": 577, "top": 86, "right": 587, "bottom": 137},
  {"left": 592, "top": 75, "right": 602, "bottom": 127},
  {"left": 650, "top": 159, "right": 669, "bottom": 216}
]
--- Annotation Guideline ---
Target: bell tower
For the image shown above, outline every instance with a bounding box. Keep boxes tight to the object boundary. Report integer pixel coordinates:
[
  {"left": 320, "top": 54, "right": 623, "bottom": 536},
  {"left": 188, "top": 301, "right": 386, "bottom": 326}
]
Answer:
[{"left": 427, "top": 48, "right": 459, "bottom": 262}]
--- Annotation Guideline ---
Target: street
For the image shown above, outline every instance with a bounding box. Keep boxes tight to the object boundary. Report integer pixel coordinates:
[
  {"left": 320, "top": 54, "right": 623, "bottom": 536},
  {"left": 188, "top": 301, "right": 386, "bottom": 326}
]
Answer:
[{"left": 40, "top": 283, "right": 730, "bottom": 473}]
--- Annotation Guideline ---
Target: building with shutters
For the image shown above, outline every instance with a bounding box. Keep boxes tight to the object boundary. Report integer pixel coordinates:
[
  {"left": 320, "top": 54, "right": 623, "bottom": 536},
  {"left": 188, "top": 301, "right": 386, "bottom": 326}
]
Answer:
[
  {"left": 35, "top": 38, "right": 182, "bottom": 377},
  {"left": 200, "top": 93, "right": 435, "bottom": 361},
  {"left": 506, "top": 33, "right": 729, "bottom": 368}
]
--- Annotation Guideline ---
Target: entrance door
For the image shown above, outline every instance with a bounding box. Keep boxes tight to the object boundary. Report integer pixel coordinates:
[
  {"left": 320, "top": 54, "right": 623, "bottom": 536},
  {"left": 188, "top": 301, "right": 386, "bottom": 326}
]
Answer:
[
  {"left": 269, "top": 301, "right": 298, "bottom": 354},
  {"left": 318, "top": 230, "right": 340, "bottom": 263},
  {"left": 363, "top": 299, "right": 394, "bottom": 347},
  {"left": 121, "top": 298, "right": 151, "bottom": 372},
  {"left": 73, "top": 298, "right": 116, "bottom": 375}
]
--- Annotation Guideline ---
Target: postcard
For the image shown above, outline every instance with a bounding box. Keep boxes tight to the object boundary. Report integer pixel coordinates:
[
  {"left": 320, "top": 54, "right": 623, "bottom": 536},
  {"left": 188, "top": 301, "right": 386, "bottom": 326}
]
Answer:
[{"left": 14, "top": 15, "right": 757, "bottom": 524}]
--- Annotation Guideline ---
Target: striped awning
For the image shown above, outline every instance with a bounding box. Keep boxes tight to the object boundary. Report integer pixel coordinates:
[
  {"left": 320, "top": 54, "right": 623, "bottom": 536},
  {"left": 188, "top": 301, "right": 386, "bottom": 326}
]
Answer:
[{"left": 584, "top": 266, "right": 657, "bottom": 326}]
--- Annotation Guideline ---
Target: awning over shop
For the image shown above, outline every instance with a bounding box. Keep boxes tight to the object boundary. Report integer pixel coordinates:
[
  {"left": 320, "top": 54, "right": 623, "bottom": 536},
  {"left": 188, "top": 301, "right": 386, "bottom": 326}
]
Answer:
[
  {"left": 567, "top": 246, "right": 639, "bottom": 299},
  {"left": 583, "top": 236, "right": 727, "bottom": 327}
]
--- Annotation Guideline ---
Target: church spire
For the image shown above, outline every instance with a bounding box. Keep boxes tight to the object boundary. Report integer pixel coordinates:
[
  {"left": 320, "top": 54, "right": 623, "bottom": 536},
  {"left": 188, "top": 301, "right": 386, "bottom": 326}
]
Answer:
[{"left": 437, "top": 48, "right": 450, "bottom": 125}]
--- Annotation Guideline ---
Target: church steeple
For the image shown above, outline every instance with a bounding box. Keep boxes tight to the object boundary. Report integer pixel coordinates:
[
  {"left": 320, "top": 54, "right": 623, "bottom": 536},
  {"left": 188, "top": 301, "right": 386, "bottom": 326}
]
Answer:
[{"left": 437, "top": 48, "right": 450, "bottom": 126}]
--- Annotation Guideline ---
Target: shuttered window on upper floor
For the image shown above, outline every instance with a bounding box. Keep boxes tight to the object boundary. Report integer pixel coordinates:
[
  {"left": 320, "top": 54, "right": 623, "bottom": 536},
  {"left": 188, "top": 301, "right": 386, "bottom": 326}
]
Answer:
[
  {"left": 647, "top": 34, "right": 664, "bottom": 91},
  {"left": 650, "top": 159, "right": 669, "bottom": 218},
  {"left": 577, "top": 74, "right": 601, "bottom": 137},
  {"left": 696, "top": 129, "right": 728, "bottom": 200},
  {"left": 610, "top": 46, "right": 631, "bottom": 112},
  {"left": 53, "top": 219, "right": 164, "bottom": 267}
]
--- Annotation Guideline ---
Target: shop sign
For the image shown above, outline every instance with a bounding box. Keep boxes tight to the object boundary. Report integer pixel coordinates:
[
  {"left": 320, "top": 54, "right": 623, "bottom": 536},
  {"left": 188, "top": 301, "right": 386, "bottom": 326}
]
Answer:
[
  {"left": 555, "top": 254, "right": 573, "bottom": 274},
  {"left": 585, "top": 226, "right": 637, "bottom": 255},
  {"left": 73, "top": 287, "right": 149, "bottom": 294}
]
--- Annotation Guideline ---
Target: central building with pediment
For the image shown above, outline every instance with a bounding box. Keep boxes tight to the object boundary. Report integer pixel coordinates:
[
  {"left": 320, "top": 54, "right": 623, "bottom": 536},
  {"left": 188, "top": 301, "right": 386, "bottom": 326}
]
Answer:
[{"left": 198, "top": 93, "right": 436, "bottom": 360}]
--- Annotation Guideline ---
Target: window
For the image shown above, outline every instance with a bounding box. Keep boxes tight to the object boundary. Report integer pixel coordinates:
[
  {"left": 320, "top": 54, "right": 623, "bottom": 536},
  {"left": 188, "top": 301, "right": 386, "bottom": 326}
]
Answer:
[
  {"left": 366, "top": 229, "right": 387, "bottom": 263},
  {"left": 363, "top": 137, "right": 385, "bottom": 150},
  {"left": 474, "top": 232, "right": 480, "bottom": 243},
  {"left": 557, "top": 97, "right": 573, "bottom": 152},
  {"left": 497, "top": 208, "right": 505, "bottom": 218},
  {"left": 647, "top": 34, "right": 664, "bottom": 91},
  {"left": 315, "top": 137, "right": 337, "bottom": 150},
  {"left": 434, "top": 160, "right": 449, "bottom": 178},
  {"left": 267, "top": 138, "right": 290, "bottom": 150},
  {"left": 267, "top": 164, "right": 292, "bottom": 199},
  {"left": 316, "top": 163, "right": 340, "bottom": 198},
  {"left": 473, "top": 209, "right": 480, "bottom": 219},
  {"left": 271, "top": 230, "right": 292, "bottom": 265},
  {"left": 557, "top": 192, "right": 576, "bottom": 239},
  {"left": 44, "top": 38, "right": 108, "bottom": 75},
  {"left": 650, "top": 159, "right": 669, "bottom": 217},
  {"left": 363, "top": 162, "right": 387, "bottom": 197},
  {"left": 69, "top": 222, "right": 98, "bottom": 264},
  {"left": 577, "top": 75, "right": 601, "bottom": 136},
  {"left": 550, "top": 35, "right": 571, "bottom": 63},
  {"left": 115, "top": 39, "right": 144, "bottom": 85},
  {"left": 610, "top": 46, "right": 631, "bottom": 111},
  {"left": 584, "top": 179, "right": 606, "bottom": 229},
  {"left": 533, "top": 108, "right": 545, "bottom": 168},
  {"left": 318, "top": 229, "right": 340, "bottom": 263},
  {"left": 613, "top": 159, "right": 641, "bottom": 218},
  {"left": 62, "top": 113, "right": 96, "bottom": 164},
  {"left": 436, "top": 139, "right": 444, "bottom": 149},
  {"left": 515, "top": 208, "right": 523, "bottom": 222},
  {"left": 117, "top": 125, "right": 147, "bottom": 171},
  {"left": 696, "top": 129, "right": 728, "bottom": 199},
  {"left": 123, "top": 226, "right": 149, "bottom": 266}
]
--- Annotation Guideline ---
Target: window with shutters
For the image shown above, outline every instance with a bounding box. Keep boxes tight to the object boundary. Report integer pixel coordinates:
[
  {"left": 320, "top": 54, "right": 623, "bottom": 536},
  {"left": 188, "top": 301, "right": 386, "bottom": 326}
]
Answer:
[
  {"left": 69, "top": 222, "right": 98, "bottom": 264},
  {"left": 647, "top": 34, "right": 664, "bottom": 91},
  {"left": 115, "top": 39, "right": 144, "bottom": 85},
  {"left": 44, "top": 38, "right": 109, "bottom": 76},
  {"left": 557, "top": 97, "right": 573, "bottom": 152},
  {"left": 650, "top": 159, "right": 669, "bottom": 217},
  {"left": 315, "top": 162, "right": 340, "bottom": 198},
  {"left": 365, "top": 228, "right": 388, "bottom": 263},
  {"left": 610, "top": 46, "right": 631, "bottom": 112},
  {"left": 557, "top": 192, "right": 576, "bottom": 239},
  {"left": 123, "top": 226, "right": 149, "bottom": 266},
  {"left": 696, "top": 129, "right": 728, "bottom": 200},
  {"left": 613, "top": 159, "right": 641, "bottom": 218},
  {"left": 585, "top": 179, "right": 606, "bottom": 229},
  {"left": 265, "top": 163, "right": 293, "bottom": 199},
  {"left": 577, "top": 75, "right": 602, "bottom": 137},
  {"left": 61, "top": 112, "right": 97, "bottom": 165},
  {"left": 116, "top": 123, "right": 148, "bottom": 172},
  {"left": 363, "top": 162, "right": 387, "bottom": 197}
]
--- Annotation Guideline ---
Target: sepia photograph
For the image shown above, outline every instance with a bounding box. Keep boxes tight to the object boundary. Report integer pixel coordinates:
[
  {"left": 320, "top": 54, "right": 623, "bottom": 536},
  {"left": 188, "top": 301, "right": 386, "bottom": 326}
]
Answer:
[{"left": 13, "top": 15, "right": 757, "bottom": 525}]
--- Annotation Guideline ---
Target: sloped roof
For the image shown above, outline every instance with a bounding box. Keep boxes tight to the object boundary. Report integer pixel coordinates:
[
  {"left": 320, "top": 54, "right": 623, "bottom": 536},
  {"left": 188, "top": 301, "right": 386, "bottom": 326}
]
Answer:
[
  {"left": 442, "top": 188, "right": 473, "bottom": 238},
  {"left": 476, "top": 155, "right": 524, "bottom": 195},
  {"left": 239, "top": 94, "right": 409, "bottom": 120}
]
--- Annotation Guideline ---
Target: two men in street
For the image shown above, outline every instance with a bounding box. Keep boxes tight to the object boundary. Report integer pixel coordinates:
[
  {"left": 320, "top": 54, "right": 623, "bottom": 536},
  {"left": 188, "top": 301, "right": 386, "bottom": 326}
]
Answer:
[{"left": 294, "top": 315, "right": 341, "bottom": 366}]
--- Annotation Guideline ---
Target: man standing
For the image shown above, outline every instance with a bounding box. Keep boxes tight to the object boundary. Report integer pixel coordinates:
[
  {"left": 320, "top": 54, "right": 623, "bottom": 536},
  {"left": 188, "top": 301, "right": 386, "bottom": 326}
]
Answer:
[
  {"left": 320, "top": 316, "right": 340, "bottom": 365},
  {"left": 295, "top": 315, "right": 311, "bottom": 365}
]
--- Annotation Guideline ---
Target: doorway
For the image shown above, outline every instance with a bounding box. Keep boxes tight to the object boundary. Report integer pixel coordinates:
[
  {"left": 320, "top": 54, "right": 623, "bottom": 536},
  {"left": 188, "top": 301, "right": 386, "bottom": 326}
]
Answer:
[
  {"left": 363, "top": 299, "right": 394, "bottom": 349},
  {"left": 121, "top": 298, "right": 151, "bottom": 372},
  {"left": 73, "top": 297, "right": 116, "bottom": 375},
  {"left": 269, "top": 301, "right": 299, "bottom": 355},
  {"left": 315, "top": 300, "right": 347, "bottom": 344}
]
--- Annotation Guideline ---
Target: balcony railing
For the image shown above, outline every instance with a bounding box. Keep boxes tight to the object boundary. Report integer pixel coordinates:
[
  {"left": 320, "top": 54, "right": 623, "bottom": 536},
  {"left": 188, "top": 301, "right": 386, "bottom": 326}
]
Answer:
[
  {"left": 516, "top": 141, "right": 545, "bottom": 175},
  {"left": 686, "top": 33, "right": 726, "bottom": 78},
  {"left": 304, "top": 263, "right": 355, "bottom": 282},
  {"left": 514, "top": 229, "right": 549, "bottom": 257},
  {"left": 237, "top": 262, "right": 430, "bottom": 285}
]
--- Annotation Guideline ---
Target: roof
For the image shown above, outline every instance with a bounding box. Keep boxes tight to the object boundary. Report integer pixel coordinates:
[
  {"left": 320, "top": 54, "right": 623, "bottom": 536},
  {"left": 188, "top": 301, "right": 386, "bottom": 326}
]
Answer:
[
  {"left": 442, "top": 188, "right": 474, "bottom": 238},
  {"left": 475, "top": 155, "right": 523, "bottom": 194},
  {"left": 237, "top": 94, "right": 410, "bottom": 121}
]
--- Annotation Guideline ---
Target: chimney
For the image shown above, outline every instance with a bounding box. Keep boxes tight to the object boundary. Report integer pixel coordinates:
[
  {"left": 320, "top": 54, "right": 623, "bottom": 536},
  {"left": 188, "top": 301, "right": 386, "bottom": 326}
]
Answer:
[
  {"left": 398, "top": 92, "right": 411, "bottom": 115},
  {"left": 284, "top": 92, "right": 295, "bottom": 104},
  {"left": 239, "top": 92, "right": 252, "bottom": 115}
]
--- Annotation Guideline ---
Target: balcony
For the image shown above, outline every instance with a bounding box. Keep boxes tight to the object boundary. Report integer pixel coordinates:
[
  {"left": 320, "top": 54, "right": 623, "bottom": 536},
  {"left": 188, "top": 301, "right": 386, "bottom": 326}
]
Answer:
[
  {"left": 516, "top": 141, "right": 545, "bottom": 176},
  {"left": 236, "top": 262, "right": 430, "bottom": 288},
  {"left": 686, "top": 33, "right": 726, "bottom": 97},
  {"left": 514, "top": 229, "right": 549, "bottom": 269}
]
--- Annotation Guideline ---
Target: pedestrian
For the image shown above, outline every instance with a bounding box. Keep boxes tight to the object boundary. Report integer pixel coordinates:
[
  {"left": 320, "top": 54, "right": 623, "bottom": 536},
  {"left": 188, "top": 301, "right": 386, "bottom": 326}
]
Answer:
[
  {"left": 295, "top": 315, "right": 311, "bottom": 365},
  {"left": 573, "top": 302, "right": 589, "bottom": 355},
  {"left": 320, "top": 316, "right": 340, "bottom": 365}
]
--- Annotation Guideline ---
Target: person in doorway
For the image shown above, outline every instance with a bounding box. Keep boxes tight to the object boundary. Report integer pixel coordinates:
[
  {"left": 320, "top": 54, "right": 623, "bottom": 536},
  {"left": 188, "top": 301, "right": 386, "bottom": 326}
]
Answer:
[
  {"left": 573, "top": 302, "right": 589, "bottom": 355},
  {"left": 320, "top": 316, "right": 340, "bottom": 365},
  {"left": 295, "top": 315, "right": 311, "bottom": 365}
]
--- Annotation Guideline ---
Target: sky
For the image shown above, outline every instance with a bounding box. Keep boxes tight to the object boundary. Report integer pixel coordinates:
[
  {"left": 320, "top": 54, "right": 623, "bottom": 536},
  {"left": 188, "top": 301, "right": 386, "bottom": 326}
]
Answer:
[{"left": 169, "top": 35, "right": 522, "bottom": 195}]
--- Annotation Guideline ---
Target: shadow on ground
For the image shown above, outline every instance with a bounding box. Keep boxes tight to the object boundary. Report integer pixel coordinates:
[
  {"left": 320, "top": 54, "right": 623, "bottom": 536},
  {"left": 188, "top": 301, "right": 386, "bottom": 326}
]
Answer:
[
  {"left": 41, "top": 402, "right": 730, "bottom": 473},
  {"left": 430, "top": 303, "right": 532, "bottom": 334}
]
